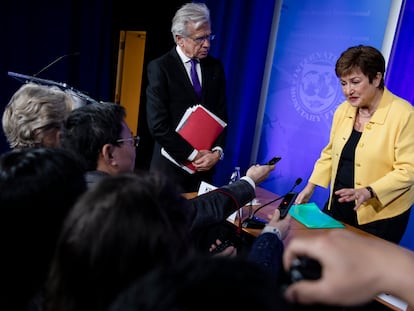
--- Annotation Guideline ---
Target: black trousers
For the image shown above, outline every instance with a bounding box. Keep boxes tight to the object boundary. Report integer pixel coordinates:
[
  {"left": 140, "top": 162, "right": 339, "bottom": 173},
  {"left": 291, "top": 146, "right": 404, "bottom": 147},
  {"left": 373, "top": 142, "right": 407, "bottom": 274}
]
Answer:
[{"left": 324, "top": 199, "right": 411, "bottom": 244}]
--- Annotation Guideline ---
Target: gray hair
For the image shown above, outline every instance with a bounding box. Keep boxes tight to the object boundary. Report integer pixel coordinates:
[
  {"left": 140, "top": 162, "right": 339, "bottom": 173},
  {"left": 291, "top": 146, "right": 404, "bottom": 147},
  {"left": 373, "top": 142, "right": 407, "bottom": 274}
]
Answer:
[
  {"left": 2, "top": 83, "right": 74, "bottom": 149},
  {"left": 171, "top": 2, "right": 210, "bottom": 43}
]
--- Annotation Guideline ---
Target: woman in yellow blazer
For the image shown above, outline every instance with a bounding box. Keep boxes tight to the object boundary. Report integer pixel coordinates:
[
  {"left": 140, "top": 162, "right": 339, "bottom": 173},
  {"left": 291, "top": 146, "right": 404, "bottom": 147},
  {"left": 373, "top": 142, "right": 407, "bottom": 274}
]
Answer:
[{"left": 295, "top": 45, "right": 414, "bottom": 243}]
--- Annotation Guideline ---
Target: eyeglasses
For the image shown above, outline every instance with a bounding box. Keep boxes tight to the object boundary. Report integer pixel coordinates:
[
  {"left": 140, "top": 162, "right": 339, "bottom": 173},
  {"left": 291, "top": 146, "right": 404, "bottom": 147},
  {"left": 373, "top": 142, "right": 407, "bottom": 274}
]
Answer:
[
  {"left": 188, "top": 34, "right": 215, "bottom": 45},
  {"left": 116, "top": 135, "right": 140, "bottom": 148}
]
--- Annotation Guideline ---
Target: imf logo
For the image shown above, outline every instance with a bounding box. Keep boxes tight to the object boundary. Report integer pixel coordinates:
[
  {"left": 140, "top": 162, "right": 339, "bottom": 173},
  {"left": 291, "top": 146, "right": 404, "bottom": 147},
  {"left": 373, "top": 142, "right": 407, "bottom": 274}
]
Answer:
[{"left": 291, "top": 52, "right": 343, "bottom": 122}]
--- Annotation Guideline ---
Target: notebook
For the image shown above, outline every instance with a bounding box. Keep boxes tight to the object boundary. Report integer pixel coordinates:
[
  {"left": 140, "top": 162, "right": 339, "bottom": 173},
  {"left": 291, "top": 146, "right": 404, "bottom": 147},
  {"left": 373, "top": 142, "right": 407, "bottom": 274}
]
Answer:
[{"left": 289, "top": 202, "right": 345, "bottom": 229}]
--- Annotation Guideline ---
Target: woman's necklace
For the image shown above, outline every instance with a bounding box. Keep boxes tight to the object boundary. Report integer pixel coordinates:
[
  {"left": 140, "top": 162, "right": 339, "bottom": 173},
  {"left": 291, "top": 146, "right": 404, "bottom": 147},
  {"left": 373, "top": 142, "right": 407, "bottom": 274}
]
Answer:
[
  {"left": 358, "top": 108, "right": 375, "bottom": 118},
  {"left": 355, "top": 108, "right": 374, "bottom": 131},
  {"left": 355, "top": 90, "right": 382, "bottom": 128}
]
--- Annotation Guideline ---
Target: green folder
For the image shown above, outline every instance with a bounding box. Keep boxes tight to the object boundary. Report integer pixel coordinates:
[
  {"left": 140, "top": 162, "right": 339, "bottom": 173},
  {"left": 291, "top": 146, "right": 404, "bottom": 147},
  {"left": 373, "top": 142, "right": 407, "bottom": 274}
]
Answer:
[{"left": 289, "top": 202, "right": 345, "bottom": 229}]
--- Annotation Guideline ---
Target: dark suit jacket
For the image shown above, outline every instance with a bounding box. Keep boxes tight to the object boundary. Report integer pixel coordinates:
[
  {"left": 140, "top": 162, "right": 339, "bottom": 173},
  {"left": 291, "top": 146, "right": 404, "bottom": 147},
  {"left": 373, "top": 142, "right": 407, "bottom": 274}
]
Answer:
[
  {"left": 189, "top": 179, "right": 255, "bottom": 230},
  {"left": 85, "top": 169, "right": 254, "bottom": 232},
  {"left": 248, "top": 232, "right": 284, "bottom": 280},
  {"left": 146, "top": 47, "right": 228, "bottom": 192}
]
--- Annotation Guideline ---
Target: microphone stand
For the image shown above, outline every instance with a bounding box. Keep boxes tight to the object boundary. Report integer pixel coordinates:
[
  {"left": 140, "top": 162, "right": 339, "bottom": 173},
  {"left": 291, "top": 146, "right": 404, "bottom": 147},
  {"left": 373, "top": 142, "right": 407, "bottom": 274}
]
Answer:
[
  {"left": 8, "top": 71, "right": 99, "bottom": 106},
  {"left": 7, "top": 51, "right": 99, "bottom": 107}
]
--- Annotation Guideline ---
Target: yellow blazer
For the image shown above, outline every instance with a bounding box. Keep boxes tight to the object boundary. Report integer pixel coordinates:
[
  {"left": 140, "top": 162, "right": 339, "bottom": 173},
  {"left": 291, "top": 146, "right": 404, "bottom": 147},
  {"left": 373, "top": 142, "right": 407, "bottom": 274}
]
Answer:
[{"left": 309, "top": 88, "right": 414, "bottom": 225}]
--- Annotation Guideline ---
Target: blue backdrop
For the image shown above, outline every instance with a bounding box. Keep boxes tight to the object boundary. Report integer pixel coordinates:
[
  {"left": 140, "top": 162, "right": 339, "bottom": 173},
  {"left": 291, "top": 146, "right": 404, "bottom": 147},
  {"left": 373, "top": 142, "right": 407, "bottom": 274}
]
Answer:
[{"left": 255, "top": 0, "right": 392, "bottom": 206}]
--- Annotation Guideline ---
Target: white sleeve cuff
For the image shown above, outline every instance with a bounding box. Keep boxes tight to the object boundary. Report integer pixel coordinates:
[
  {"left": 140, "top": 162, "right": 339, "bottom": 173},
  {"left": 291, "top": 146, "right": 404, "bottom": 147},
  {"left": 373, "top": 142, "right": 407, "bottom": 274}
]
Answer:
[
  {"left": 211, "top": 146, "right": 223, "bottom": 153},
  {"left": 241, "top": 176, "right": 255, "bottom": 190},
  {"left": 188, "top": 149, "right": 198, "bottom": 161},
  {"left": 261, "top": 225, "right": 282, "bottom": 240}
]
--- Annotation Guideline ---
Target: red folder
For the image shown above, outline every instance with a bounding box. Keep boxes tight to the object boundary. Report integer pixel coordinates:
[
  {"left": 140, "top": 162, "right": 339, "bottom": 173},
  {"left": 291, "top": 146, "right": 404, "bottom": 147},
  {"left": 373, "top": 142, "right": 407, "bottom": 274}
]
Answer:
[
  {"left": 177, "top": 105, "right": 226, "bottom": 150},
  {"left": 161, "top": 105, "right": 227, "bottom": 174}
]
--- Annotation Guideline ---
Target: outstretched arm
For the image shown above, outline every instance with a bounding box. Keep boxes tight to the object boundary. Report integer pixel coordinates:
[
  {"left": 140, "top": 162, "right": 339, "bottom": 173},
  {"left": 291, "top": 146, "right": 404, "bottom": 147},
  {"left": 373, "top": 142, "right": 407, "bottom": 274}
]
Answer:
[{"left": 283, "top": 229, "right": 414, "bottom": 309}]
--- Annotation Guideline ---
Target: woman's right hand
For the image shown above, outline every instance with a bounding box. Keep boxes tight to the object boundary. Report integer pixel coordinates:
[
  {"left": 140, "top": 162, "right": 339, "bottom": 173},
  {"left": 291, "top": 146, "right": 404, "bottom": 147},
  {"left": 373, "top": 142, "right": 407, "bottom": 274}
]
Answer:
[{"left": 294, "top": 182, "right": 315, "bottom": 204}]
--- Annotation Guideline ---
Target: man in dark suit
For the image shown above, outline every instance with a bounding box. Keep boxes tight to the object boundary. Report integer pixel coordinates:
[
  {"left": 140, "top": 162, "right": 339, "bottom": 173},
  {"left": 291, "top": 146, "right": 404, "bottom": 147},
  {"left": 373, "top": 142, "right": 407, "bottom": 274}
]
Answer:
[{"left": 146, "top": 2, "right": 228, "bottom": 192}]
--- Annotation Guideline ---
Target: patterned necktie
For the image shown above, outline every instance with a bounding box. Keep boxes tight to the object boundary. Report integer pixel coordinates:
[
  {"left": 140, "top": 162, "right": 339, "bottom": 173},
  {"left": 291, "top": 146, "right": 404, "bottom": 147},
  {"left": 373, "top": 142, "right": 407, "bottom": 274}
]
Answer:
[{"left": 190, "top": 59, "right": 202, "bottom": 98}]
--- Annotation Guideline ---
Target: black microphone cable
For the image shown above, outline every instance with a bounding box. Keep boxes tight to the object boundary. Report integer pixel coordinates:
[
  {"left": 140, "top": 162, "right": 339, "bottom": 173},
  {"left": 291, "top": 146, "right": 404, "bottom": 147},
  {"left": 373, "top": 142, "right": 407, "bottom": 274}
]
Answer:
[
  {"left": 250, "top": 177, "right": 302, "bottom": 219},
  {"left": 242, "top": 177, "right": 303, "bottom": 229}
]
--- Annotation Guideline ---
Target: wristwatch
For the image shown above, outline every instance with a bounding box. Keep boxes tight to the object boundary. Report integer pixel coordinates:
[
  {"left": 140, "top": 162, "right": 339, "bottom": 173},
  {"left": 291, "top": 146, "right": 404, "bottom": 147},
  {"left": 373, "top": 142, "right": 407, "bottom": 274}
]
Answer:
[
  {"left": 213, "top": 149, "right": 224, "bottom": 160},
  {"left": 366, "top": 186, "right": 375, "bottom": 198}
]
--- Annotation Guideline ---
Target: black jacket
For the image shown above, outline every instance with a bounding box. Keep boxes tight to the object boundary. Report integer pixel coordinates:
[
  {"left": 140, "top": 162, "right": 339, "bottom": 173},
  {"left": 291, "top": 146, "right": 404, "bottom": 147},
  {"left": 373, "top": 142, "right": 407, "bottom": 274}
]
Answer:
[
  {"left": 146, "top": 47, "right": 228, "bottom": 191},
  {"left": 85, "top": 170, "right": 254, "bottom": 230}
]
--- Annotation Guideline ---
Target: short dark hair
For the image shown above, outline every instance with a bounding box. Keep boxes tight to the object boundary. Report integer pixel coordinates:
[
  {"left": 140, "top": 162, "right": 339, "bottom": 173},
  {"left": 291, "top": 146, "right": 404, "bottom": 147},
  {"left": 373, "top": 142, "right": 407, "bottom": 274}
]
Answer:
[
  {"left": 45, "top": 172, "right": 193, "bottom": 311},
  {"left": 0, "top": 147, "right": 86, "bottom": 310},
  {"left": 60, "top": 102, "right": 126, "bottom": 170},
  {"left": 335, "top": 45, "right": 385, "bottom": 89},
  {"left": 109, "top": 255, "right": 282, "bottom": 311}
]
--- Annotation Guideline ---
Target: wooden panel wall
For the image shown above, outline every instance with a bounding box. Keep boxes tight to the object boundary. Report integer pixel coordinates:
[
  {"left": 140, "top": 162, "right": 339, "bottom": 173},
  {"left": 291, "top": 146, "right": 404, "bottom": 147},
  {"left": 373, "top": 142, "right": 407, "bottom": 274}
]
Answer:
[{"left": 115, "top": 30, "right": 146, "bottom": 135}]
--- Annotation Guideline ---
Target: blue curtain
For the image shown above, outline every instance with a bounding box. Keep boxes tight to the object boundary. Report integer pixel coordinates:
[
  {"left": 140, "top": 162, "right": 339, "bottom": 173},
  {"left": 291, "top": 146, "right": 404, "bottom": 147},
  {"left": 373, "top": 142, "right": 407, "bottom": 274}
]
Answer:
[
  {"left": 386, "top": 0, "right": 414, "bottom": 250},
  {"left": 201, "top": 0, "right": 277, "bottom": 185},
  {"left": 386, "top": 0, "right": 414, "bottom": 104}
]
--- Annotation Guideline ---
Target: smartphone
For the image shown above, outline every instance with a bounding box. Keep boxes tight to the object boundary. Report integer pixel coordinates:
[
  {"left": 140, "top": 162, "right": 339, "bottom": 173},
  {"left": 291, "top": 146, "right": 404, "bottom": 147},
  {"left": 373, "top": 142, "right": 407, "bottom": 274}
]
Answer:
[
  {"left": 267, "top": 156, "right": 282, "bottom": 165},
  {"left": 210, "top": 240, "right": 234, "bottom": 255},
  {"left": 278, "top": 192, "right": 298, "bottom": 218}
]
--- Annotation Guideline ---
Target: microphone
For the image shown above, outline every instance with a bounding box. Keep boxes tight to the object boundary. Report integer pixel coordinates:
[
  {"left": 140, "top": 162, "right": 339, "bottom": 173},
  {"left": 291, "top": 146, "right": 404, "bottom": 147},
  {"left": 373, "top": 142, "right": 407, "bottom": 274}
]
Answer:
[
  {"left": 251, "top": 178, "right": 302, "bottom": 219},
  {"left": 33, "top": 52, "right": 80, "bottom": 77},
  {"left": 288, "top": 177, "right": 302, "bottom": 192},
  {"left": 242, "top": 177, "right": 303, "bottom": 229},
  {"left": 8, "top": 51, "right": 99, "bottom": 107},
  {"left": 8, "top": 71, "right": 100, "bottom": 107}
]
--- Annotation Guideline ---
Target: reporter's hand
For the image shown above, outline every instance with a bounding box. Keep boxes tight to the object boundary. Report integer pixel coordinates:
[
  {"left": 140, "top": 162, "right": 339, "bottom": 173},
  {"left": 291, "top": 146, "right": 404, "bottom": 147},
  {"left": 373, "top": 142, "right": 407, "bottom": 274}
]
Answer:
[
  {"left": 246, "top": 164, "right": 275, "bottom": 185},
  {"left": 209, "top": 239, "right": 237, "bottom": 257},
  {"left": 282, "top": 230, "right": 395, "bottom": 306},
  {"left": 265, "top": 208, "right": 291, "bottom": 240}
]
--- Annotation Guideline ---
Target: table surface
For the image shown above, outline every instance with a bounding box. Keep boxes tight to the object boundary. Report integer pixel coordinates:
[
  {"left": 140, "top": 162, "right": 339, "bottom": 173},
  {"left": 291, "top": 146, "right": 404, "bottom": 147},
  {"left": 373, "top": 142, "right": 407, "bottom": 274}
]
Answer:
[
  {"left": 233, "top": 187, "right": 378, "bottom": 244},
  {"left": 184, "top": 187, "right": 405, "bottom": 311},
  {"left": 240, "top": 187, "right": 405, "bottom": 311}
]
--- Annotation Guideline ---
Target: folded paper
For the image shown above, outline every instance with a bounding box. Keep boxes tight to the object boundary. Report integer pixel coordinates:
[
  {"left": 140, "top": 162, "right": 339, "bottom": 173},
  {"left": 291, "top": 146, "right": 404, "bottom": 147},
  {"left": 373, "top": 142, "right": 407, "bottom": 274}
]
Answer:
[{"left": 289, "top": 202, "right": 345, "bottom": 229}]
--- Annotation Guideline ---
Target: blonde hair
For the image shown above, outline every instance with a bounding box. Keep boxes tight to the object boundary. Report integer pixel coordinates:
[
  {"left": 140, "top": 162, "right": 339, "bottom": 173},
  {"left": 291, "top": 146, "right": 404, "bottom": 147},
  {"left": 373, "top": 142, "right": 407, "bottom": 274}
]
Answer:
[{"left": 2, "top": 83, "right": 74, "bottom": 149}]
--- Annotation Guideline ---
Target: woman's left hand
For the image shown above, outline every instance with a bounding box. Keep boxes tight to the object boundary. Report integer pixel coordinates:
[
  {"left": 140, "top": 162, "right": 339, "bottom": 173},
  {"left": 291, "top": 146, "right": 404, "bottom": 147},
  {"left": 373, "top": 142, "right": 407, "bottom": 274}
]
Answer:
[{"left": 335, "top": 188, "right": 372, "bottom": 210}]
